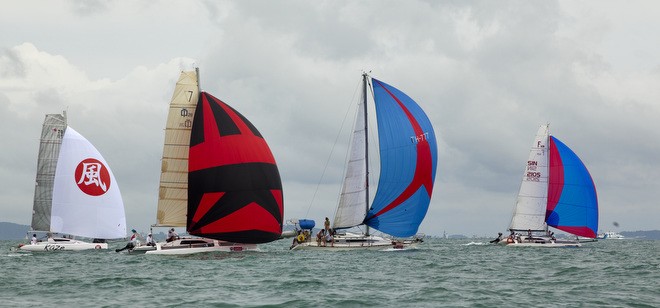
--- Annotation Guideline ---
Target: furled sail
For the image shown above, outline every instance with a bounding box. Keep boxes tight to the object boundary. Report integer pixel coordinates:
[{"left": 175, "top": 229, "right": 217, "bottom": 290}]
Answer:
[
  {"left": 187, "top": 92, "right": 283, "bottom": 244},
  {"left": 156, "top": 70, "right": 199, "bottom": 227},
  {"left": 364, "top": 78, "right": 438, "bottom": 237}
]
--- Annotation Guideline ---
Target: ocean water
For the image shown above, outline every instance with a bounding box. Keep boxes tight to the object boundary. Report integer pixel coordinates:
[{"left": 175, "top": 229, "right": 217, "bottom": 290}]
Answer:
[{"left": 1, "top": 238, "right": 658, "bottom": 307}]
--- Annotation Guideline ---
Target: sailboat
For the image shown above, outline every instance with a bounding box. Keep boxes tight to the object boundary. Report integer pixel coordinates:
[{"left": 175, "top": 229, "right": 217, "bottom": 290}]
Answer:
[
  {"left": 292, "top": 73, "right": 437, "bottom": 250},
  {"left": 499, "top": 124, "right": 598, "bottom": 247},
  {"left": 18, "top": 112, "right": 126, "bottom": 252},
  {"left": 136, "top": 69, "right": 283, "bottom": 255}
]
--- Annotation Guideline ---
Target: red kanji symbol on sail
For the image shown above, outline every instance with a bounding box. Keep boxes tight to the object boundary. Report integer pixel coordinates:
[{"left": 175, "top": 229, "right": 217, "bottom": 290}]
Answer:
[{"left": 75, "top": 158, "right": 111, "bottom": 196}]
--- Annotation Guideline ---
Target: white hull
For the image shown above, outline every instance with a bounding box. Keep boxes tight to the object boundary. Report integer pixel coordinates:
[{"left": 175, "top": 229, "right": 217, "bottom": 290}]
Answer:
[
  {"left": 598, "top": 231, "right": 625, "bottom": 239},
  {"left": 291, "top": 232, "right": 422, "bottom": 251},
  {"left": 17, "top": 238, "right": 108, "bottom": 252},
  {"left": 497, "top": 235, "right": 581, "bottom": 248},
  {"left": 138, "top": 237, "right": 257, "bottom": 255}
]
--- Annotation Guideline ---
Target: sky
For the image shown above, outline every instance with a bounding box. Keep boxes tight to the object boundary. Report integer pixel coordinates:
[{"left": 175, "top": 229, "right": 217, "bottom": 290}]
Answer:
[{"left": 1, "top": 1, "right": 659, "bottom": 237}]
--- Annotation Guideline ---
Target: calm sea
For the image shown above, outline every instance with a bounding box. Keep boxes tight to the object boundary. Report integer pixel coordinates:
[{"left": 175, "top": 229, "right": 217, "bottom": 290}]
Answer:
[{"left": 1, "top": 238, "right": 658, "bottom": 307}]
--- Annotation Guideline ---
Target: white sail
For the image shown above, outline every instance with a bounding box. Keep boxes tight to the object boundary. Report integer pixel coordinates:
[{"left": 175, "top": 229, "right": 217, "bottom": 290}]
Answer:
[
  {"left": 508, "top": 124, "right": 549, "bottom": 232},
  {"left": 156, "top": 70, "right": 199, "bottom": 227},
  {"left": 31, "top": 113, "right": 67, "bottom": 232},
  {"left": 333, "top": 90, "right": 368, "bottom": 229},
  {"left": 51, "top": 127, "right": 126, "bottom": 239}
]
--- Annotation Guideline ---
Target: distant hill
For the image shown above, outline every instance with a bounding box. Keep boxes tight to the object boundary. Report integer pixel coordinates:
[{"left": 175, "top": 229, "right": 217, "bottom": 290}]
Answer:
[
  {"left": 0, "top": 222, "right": 29, "bottom": 240},
  {"left": 620, "top": 230, "right": 660, "bottom": 240}
]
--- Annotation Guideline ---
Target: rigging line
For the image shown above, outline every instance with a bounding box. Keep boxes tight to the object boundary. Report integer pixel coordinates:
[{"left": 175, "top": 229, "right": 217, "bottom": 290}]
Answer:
[{"left": 304, "top": 77, "right": 362, "bottom": 218}]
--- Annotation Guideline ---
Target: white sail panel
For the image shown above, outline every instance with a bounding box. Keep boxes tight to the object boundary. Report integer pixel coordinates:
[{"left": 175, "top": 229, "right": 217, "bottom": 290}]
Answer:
[
  {"left": 333, "top": 99, "right": 368, "bottom": 229},
  {"left": 509, "top": 124, "right": 549, "bottom": 232},
  {"left": 156, "top": 70, "right": 199, "bottom": 227},
  {"left": 31, "top": 113, "right": 67, "bottom": 232},
  {"left": 51, "top": 127, "right": 126, "bottom": 239}
]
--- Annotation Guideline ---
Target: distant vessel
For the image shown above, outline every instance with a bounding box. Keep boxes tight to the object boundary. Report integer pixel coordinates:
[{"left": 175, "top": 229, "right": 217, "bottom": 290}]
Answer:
[
  {"left": 135, "top": 69, "right": 283, "bottom": 255},
  {"left": 598, "top": 231, "right": 624, "bottom": 239},
  {"left": 292, "top": 73, "right": 437, "bottom": 250},
  {"left": 19, "top": 112, "right": 126, "bottom": 252},
  {"left": 499, "top": 124, "right": 598, "bottom": 247}
]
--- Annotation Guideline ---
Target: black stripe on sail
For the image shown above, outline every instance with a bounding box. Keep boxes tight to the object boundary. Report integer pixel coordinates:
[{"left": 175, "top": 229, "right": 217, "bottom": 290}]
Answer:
[
  {"left": 188, "top": 162, "right": 283, "bottom": 229},
  {"left": 206, "top": 94, "right": 241, "bottom": 137},
  {"left": 223, "top": 103, "right": 263, "bottom": 138},
  {"left": 203, "top": 230, "right": 280, "bottom": 244},
  {"left": 190, "top": 94, "right": 205, "bottom": 147}
]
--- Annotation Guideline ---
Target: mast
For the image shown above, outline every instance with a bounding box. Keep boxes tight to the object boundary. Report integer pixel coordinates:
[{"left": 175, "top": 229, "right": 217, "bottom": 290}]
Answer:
[
  {"left": 196, "top": 67, "right": 200, "bottom": 93},
  {"left": 363, "top": 72, "right": 370, "bottom": 237}
]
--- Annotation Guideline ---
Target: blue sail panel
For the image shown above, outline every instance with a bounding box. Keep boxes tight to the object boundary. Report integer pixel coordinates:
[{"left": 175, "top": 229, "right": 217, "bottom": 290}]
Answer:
[
  {"left": 364, "top": 78, "right": 437, "bottom": 237},
  {"left": 546, "top": 136, "right": 598, "bottom": 238}
]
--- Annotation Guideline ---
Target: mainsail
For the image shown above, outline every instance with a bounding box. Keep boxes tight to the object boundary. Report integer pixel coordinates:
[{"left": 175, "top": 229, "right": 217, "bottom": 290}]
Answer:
[
  {"left": 187, "top": 92, "right": 283, "bottom": 244},
  {"left": 156, "top": 70, "right": 199, "bottom": 227},
  {"left": 31, "top": 113, "right": 67, "bottom": 232},
  {"left": 509, "top": 124, "right": 549, "bottom": 232},
  {"left": 333, "top": 84, "right": 368, "bottom": 229}
]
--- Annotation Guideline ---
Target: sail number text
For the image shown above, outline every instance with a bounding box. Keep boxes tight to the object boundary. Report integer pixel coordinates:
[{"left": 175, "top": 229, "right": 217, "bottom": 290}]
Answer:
[{"left": 411, "top": 132, "right": 430, "bottom": 144}]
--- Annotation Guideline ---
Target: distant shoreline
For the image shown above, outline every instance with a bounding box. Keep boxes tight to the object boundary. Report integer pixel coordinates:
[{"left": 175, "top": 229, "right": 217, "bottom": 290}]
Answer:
[{"left": 3, "top": 221, "right": 660, "bottom": 240}]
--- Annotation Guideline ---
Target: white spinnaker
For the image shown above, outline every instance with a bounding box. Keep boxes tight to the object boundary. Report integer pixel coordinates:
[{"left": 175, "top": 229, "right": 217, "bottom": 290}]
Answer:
[
  {"left": 509, "top": 124, "right": 549, "bottom": 232},
  {"left": 51, "top": 127, "right": 126, "bottom": 239}
]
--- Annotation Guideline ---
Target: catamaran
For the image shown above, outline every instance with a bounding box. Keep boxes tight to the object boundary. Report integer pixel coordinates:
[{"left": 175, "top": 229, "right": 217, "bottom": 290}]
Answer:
[
  {"left": 18, "top": 112, "right": 126, "bottom": 252},
  {"left": 134, "top": 69, "right": 283, "bottom": 255},
  {"left": 292, "top": 73, "right": 437, "bottom": 250},
  {"left": 499, "top": 124, "right": 598, "bottom": 247}
]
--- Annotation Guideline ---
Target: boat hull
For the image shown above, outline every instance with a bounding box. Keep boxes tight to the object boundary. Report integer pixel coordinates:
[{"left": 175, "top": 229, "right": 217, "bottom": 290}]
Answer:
[
  {"left": 497, "top": 236, "right": 581, "bottom": 248},
  {"left": 141, "top": 237, "right": 257, "bottom": 255},
  {"left": 290, "top": 232, "right": 422, "bottom": 251},
  {"left": 17, "top": 238, "right": 108, "bottom": 252}
]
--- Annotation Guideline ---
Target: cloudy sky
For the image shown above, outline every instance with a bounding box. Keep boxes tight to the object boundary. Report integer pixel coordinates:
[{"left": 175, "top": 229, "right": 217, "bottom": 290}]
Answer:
[{"left": 2, "top": 1, "right": 659, "bottom": 237}]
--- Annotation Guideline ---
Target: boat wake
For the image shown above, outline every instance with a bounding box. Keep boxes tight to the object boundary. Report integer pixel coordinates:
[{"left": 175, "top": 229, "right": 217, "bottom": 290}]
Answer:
[{"left": 463, "top": 242, "right": 487, "bottom": 246}]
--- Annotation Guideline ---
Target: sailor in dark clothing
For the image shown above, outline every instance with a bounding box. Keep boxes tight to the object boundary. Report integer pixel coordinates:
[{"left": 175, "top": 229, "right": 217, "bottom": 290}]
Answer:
[{"left": 490, "top": 232, "right": 503, "bottom": 244}]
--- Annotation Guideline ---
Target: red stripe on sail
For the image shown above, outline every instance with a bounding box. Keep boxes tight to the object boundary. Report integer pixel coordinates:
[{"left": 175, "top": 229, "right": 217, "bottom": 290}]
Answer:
[
  {"left": 555, "top": 226, "right": 596, "bottom": 238},
  {"left": 189, "top": 93, "right": 276, "bottom": 172},
  {"left": 191, "top": 199, "right": 282, "bottom": 235},
  {"left": 271, "top": 189, "right": 283, "bottom": 218},
  {"left": 547, "top": 138, "right": 563, "bottom": 216},
  {"left": 370, "top": 80, "right": 434, "bottom": 219},
  {"left": 191, "top": 192, "right": 224, "bottom": 226}
]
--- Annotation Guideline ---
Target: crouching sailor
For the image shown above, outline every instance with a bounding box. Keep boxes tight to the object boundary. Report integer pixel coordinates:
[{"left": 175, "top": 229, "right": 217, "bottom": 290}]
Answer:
[{"left": 116, "top": 229, "right": 140, "bottom": 252}]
